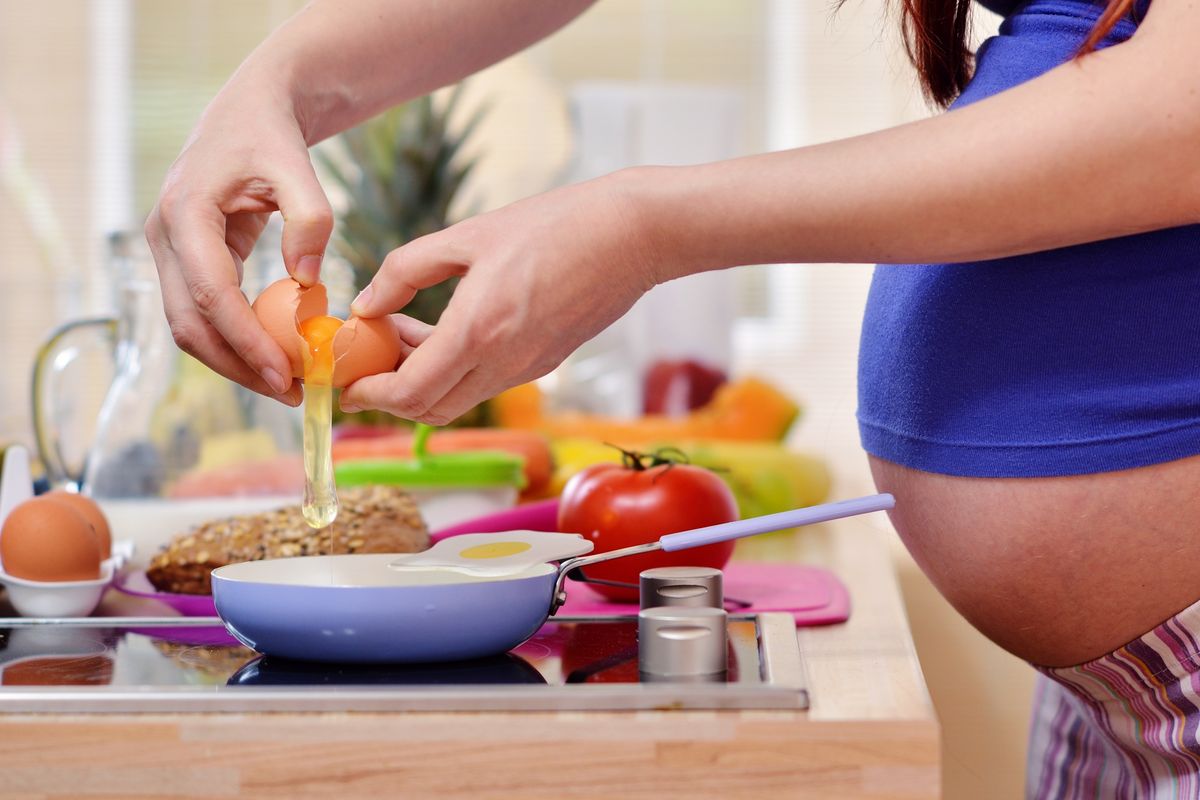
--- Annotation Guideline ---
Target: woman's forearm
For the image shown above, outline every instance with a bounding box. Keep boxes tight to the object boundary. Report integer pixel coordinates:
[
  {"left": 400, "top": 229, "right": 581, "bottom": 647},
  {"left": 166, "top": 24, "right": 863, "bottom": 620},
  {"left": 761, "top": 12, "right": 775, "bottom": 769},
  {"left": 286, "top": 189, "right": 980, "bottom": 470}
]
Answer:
[
  {"left": 640, "top": 6, "right": 1200, "bottom": 278},
  {"left": 237, "top": 0, "right": 595, "bottom": 144}
]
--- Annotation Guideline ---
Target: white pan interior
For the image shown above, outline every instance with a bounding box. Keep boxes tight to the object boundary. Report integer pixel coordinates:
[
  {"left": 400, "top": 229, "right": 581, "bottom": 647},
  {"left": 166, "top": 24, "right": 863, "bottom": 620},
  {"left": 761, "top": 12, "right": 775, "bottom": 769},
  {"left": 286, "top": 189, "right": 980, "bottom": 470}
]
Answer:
[{"left": 213, "top": 554, "right": 555, "bottom": 588}]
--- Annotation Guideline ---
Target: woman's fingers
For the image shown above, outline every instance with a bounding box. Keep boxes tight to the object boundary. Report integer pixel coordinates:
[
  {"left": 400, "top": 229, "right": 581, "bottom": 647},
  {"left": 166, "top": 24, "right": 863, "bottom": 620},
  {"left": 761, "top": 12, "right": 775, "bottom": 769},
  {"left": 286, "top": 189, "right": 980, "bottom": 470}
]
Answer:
[
  {"left": 151, "top": 234, "right": 301, "bottom": 406},
  {"left": 275, "top": 161, "right": 335, "bottom": 286},
  {"left": 390, "top": 314, "right": 435, "bottom": 358},
  {"left": 158, "top": 200, "right": 295, "bottom": 395},
  {"left": 341, "top": 172, "right": 657, "bottom": 422},
  {"left": 350, "top": 232, "right": 469, "bottom": 318},
  {"left": 342, "top": 233, "right": 474, "bottom": 417},
  {"left": 419, "top": 367, "right": 505, "bottom": 425},
  {"left": 225, "top": 212, "right": 270, "bottom": 270},
  {"left": 340, "top": 324, "right": 475, "bottom": 423}
]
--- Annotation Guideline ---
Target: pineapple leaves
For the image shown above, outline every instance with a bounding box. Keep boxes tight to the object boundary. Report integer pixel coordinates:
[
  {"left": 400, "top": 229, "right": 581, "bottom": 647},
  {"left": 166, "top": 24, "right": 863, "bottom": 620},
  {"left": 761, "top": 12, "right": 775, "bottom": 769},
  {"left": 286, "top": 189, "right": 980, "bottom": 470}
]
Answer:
[{"left": 317, "top": 85, "right": 484, "bottom": 326}]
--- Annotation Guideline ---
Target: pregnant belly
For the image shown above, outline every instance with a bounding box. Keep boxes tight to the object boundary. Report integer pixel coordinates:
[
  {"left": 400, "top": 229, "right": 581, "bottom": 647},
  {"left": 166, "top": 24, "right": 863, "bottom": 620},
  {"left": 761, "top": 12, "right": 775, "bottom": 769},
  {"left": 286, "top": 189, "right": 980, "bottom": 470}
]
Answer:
[{"left": 870, "top": 453, "right": 1200, "bottom": 667}]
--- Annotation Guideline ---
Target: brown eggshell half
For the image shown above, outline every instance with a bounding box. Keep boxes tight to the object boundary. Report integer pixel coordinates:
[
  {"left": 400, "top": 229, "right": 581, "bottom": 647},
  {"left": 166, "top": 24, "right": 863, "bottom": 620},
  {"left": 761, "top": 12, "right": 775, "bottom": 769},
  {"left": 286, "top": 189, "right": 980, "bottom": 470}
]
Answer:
[
  {"left": 331, "top": 316, "right": 405, "bottom": 388},
  {"left": 45, "top": 491, "right": 111, "bottom": 559},
  {"left": 0, "top": 497, "right": 102, "bottom": 582},
  {"left": 251, "top": 278, "right": 328, "bottom": 375}
]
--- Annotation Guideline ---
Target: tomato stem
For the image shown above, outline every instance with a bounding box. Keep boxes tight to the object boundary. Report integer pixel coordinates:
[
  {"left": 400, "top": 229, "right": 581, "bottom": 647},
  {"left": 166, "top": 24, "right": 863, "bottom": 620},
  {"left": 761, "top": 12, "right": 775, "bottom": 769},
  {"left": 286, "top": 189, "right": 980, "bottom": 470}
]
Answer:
[
  {"left": 602, "top": 443, "right": 701, "bottom": 475},
  {"left": 604, "top": 442, "right": 649, "bottom": 471}
]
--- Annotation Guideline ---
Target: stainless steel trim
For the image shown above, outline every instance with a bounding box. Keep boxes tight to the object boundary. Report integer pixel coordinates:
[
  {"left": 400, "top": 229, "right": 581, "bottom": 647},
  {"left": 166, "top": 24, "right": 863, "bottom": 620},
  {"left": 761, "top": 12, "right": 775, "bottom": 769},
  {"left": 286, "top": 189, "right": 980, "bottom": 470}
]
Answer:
[
  {"left": 0, "top": 682, "right": 806, "bottom": 714},
  {"left": 756, "top": 612, "right": 808, "bottom": 704},
  {"left": 0, "top": 616, "right": 225, "bottom": 627},
  {"left": 0, "top": 614, "right": 810, "bottom": 713}
]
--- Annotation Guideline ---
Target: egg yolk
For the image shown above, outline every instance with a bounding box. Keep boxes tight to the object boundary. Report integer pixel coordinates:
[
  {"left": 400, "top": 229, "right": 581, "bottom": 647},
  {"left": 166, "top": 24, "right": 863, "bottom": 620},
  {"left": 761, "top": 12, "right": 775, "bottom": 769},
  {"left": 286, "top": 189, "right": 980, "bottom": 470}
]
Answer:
[{"left": 299, "top": 315, "right": 343, "bottom": 383}]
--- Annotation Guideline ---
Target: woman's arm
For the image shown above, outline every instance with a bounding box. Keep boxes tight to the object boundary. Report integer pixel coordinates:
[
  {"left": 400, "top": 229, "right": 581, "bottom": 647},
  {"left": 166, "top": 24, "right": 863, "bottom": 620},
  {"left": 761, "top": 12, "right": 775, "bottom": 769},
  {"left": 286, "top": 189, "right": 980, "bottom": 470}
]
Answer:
[
  {"left": 260, "top": 0, "right": 596, "bottom": 145},
  {"left": 647, "top": 0, "right": 1200, "bottom": 273},
  {"left": 343, "top": 0, "right": 1200, "bottom": 423},
  {"left": 145, "top": 0, "right": 594, "bottom": 399}
]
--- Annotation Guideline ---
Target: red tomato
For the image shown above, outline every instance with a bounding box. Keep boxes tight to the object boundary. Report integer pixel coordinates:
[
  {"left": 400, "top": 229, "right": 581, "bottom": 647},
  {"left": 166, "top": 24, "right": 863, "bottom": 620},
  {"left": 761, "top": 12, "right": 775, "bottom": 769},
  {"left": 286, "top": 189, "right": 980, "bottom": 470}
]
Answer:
[{"left": 557, "top": 457, "right": 739, "bottom": 601}]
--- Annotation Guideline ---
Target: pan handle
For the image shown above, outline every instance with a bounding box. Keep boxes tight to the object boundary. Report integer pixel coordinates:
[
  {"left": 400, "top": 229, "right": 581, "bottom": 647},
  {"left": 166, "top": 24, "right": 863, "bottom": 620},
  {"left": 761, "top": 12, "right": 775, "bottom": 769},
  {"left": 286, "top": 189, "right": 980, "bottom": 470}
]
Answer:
[
  {"left": 660, "top": 493, "right": 894, "bottom": 551},
  {"left": 549, "top": 492, "right": 895, "bottom": 613}
]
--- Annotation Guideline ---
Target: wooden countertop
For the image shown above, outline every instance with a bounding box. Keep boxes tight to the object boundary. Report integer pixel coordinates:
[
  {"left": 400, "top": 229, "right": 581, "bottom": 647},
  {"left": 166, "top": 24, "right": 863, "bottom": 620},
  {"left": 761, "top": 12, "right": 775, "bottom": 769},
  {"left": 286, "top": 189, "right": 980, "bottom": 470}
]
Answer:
[{"left": 0, "top": 515, "right": 939, "bottom": 800}]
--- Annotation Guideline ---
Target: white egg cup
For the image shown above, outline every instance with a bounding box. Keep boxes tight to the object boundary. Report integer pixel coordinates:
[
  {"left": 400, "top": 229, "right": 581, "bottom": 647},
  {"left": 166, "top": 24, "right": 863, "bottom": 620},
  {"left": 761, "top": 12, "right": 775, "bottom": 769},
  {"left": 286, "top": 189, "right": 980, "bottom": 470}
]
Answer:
[{"left": 0, "top": 559, "right": 117, "bottom": 617}]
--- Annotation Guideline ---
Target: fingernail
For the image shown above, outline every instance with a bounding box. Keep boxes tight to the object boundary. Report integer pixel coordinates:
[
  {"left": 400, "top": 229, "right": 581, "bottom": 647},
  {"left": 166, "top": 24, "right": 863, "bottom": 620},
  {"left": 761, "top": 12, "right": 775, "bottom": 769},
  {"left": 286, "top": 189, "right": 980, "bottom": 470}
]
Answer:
[
  {"left": 296, "top": 255, "right": 322, "bottom": 286},
  {"left": 340, "top": 403, "right": 361, "bottom": 414},
  {"left": 263, "top": 368, "right": 289, "bottom": 395},
  {"left": 350, "top": 285, "right": 373, "bottom": 316},
  {"left": 280, "top": 387, "right": 303, "bottom": 407}
]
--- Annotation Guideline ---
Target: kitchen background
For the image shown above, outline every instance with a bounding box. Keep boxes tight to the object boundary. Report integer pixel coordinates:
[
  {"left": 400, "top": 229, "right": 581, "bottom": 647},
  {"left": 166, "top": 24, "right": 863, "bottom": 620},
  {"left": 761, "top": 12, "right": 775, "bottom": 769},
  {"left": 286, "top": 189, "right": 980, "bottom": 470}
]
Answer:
[{"left": 0, "top": 1, "right": 1029, "bottom": 796}]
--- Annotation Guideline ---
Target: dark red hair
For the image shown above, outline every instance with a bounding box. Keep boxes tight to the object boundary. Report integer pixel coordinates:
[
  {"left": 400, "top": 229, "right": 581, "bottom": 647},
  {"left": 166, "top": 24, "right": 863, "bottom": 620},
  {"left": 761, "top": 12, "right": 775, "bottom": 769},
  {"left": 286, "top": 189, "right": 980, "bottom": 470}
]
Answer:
[{"left": 880, "top": 0, "right": 1137, "bottom": 106}]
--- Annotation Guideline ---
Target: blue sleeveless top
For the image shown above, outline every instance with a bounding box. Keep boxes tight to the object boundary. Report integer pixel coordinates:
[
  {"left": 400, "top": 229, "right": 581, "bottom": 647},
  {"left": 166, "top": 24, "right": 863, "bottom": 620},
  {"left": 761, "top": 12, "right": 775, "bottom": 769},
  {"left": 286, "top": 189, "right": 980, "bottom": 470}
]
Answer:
[{"left": 856, "top": 0, "right": 1200, "bottom": 478}]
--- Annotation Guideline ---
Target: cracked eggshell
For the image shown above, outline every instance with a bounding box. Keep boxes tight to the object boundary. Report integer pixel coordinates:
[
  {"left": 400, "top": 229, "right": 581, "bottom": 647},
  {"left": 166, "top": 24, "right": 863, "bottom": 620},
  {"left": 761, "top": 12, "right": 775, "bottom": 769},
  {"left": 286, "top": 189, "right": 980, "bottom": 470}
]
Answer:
[
  {"left": 252, "top": 277, "right": 404, "bottom": 388},
  {"left": 331, "top": 316, "right": 404, "bottom": 387},
  {"left": 251, "top": 278, "right": 328, "bottom": 375}
]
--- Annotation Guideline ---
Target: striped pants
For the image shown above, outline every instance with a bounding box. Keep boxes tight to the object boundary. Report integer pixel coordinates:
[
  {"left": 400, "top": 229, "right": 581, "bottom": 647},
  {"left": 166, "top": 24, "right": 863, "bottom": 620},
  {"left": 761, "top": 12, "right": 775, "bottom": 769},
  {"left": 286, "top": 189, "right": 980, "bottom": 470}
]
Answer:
[{"left": 1029, "top": 600, "right": 1200, "bottom": 798}]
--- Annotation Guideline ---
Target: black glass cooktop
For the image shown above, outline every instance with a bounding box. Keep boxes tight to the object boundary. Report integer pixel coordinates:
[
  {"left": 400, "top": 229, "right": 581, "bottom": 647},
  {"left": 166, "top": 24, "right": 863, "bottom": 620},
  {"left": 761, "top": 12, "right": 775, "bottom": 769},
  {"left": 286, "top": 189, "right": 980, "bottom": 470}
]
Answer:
[{"left": 0, "top": 615, "right": 807, "bottom": 713}]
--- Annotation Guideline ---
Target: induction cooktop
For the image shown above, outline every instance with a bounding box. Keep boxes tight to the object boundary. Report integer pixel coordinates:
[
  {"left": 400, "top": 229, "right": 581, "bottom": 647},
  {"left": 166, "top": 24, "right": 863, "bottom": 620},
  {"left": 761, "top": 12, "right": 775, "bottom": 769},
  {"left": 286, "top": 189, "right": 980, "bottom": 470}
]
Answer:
[{"left": 0, "top": 614, "right": 808, "bottom": 713}]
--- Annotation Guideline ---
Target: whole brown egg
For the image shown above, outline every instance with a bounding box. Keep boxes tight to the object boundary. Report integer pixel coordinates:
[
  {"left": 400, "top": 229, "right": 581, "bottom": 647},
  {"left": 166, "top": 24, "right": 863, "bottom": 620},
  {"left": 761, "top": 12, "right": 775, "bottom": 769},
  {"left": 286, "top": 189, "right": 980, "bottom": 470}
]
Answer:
[
  {"left": 45, "top": 491, "right": 111, "bottom": 559},
  {"left": 0, "top": 497, "right": 102, "bottom": 582}
]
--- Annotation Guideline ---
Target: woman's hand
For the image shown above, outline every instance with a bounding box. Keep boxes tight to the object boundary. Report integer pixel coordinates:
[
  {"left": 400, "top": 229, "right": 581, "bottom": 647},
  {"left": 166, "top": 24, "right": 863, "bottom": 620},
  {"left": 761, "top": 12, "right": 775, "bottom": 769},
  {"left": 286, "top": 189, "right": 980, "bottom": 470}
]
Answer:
[
  {"left": 144, "top": 72, "right": 330, "bottom": 406},
  {"left": 143, "top": 0, "right": 596, "bottom": 406},
  {"left": 340, "top": 170, "right": 662, "bottom": 424}
]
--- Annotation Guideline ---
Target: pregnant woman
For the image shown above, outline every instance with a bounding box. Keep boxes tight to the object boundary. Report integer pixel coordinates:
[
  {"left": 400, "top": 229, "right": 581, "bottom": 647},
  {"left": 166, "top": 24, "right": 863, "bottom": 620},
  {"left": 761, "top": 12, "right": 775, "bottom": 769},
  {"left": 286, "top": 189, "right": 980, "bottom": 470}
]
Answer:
[{"left": 147, "top": 0, "right": 1200, "bottom": 794}]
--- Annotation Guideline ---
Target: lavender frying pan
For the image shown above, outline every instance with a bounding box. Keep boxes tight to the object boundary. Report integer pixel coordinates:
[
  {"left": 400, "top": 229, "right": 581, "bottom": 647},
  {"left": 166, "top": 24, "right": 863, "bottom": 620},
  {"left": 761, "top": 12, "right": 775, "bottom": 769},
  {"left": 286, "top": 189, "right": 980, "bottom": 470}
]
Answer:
[{"left": 212, "top": 493, "right": 894, "bottom": 663}]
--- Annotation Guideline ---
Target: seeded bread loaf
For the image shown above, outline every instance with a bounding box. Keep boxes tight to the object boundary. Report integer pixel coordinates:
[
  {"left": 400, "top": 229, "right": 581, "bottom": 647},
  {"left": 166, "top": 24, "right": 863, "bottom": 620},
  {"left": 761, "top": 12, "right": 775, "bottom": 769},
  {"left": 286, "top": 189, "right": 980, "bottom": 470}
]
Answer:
[{"left": 145, "top": 485, "right": 428, "bottom": 595}]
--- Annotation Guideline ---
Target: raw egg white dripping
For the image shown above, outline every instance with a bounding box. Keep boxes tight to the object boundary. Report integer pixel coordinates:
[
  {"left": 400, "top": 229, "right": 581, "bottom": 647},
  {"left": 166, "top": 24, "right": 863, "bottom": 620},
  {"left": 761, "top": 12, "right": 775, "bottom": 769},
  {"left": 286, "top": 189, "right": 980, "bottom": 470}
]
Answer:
[{"left": 252, "top": 278, "right": 403, "bottom": 528}]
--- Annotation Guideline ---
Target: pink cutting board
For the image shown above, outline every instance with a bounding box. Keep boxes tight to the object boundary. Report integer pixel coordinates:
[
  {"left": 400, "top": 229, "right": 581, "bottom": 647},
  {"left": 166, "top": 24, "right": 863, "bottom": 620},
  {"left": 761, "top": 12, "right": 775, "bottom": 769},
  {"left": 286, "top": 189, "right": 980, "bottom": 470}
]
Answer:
[{"left": 559, "top": 561, "right": 850, "bottom": 626}]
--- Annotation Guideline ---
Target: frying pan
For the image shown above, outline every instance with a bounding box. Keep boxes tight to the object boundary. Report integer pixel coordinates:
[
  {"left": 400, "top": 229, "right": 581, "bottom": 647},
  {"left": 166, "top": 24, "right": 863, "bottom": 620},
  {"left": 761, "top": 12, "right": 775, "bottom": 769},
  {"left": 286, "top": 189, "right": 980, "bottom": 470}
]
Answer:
[{"left": 212, "top": 493, "right": 894, "bottom": 663}]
